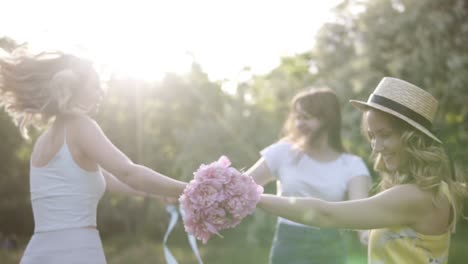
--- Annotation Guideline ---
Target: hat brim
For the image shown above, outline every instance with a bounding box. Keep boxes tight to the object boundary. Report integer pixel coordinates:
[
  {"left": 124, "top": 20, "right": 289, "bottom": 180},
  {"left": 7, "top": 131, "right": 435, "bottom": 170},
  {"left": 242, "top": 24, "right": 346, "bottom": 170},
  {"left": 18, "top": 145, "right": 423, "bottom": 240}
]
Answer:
[{"left": 349, "top": 100, "right": 442, "bottom": 143}]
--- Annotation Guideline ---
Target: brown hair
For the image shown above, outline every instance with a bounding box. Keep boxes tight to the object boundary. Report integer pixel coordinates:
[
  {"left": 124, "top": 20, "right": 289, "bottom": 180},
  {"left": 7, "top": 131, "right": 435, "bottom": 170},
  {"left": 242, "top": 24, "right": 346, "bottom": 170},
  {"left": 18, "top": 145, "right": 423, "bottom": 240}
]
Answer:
[{"left": 282, "top": 87, "right": 344, "bottom": 153}]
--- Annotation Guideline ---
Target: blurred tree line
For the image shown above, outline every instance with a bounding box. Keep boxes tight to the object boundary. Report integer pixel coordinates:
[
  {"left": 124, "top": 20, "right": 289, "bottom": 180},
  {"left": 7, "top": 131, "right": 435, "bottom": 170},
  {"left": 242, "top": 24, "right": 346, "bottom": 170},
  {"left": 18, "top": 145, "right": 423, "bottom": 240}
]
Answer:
[{"left": 1, "top": 0, "right": 467, "bottom": 262}]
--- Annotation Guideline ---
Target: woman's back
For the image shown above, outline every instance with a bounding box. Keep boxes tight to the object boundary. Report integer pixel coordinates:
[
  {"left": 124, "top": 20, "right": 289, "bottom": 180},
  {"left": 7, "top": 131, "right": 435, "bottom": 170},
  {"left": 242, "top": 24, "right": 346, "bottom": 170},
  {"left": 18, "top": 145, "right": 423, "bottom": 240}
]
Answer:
[{"left": 30, "top": 118, "right": 105, "bottom": 233}]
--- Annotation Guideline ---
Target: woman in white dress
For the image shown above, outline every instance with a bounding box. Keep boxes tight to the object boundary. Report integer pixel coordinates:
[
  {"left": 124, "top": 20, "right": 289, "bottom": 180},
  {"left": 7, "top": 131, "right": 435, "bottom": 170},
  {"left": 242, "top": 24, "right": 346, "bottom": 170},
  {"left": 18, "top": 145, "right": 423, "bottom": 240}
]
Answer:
[
  {"left": 247, "top": 88, "right": 371, "bottom": 264},
  {"left": 0, "top": 48, "right": 186, "bottom": 264}
]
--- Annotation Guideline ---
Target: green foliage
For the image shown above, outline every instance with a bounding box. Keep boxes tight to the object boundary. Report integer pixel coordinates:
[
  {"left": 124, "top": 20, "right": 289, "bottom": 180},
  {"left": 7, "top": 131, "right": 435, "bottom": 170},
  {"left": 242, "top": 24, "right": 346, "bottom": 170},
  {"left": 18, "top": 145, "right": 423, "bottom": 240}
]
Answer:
[
  {"left": 1, "top": 0, "right": 468, "bottom": 262},
  {"left": 0, "top": 109, "right": 34, "bottom": 235}
]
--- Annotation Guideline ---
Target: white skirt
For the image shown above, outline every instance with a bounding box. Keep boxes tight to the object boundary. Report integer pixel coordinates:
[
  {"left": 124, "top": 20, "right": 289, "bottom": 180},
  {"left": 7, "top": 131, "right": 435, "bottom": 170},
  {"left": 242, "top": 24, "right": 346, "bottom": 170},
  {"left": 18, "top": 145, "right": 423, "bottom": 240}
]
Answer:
[{"left": 20, "top": 228, "right": 107, "bottom": 264}]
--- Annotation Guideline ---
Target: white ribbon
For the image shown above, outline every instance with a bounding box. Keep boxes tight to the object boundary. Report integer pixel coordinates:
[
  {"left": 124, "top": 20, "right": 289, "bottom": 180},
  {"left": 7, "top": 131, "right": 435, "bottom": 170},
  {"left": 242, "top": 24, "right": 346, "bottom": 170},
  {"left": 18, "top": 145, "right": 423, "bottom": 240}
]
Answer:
[
  {"left": 163, "top": 205, "right": 179, "bottom": 264},
  {"left": 179, "top": 206, "right": 203, "bottom": 264},
  {"left": 163, "top": 205, "right": 203, "bottom": 264}
]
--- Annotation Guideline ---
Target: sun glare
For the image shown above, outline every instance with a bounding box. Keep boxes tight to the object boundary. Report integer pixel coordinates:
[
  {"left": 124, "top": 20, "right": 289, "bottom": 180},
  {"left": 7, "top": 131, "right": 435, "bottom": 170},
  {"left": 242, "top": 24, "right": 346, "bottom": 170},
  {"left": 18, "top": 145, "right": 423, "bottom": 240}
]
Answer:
[{"left": 1, "top": 0, "right": 341, "bottom": 82}]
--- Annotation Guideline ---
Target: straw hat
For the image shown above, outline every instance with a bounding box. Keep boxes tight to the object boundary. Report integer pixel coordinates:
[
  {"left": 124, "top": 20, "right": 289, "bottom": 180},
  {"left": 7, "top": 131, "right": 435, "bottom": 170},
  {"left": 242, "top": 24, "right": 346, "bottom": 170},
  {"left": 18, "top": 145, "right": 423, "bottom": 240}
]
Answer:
[{"left": 350, "top": 77, "right": 441, "bottom": 143}]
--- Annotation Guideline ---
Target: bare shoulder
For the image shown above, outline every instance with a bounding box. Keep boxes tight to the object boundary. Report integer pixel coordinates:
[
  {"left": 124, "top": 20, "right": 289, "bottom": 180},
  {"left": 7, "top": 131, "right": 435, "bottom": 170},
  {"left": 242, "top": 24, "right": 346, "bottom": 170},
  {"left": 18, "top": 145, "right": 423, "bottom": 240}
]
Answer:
[
  {"left": 63, "top": 114, "right": 104, "bottom": 147},
  {"left": 379, "top": 184, "right": 434, "bottom": 212},
  {"left": 64, "top": 114, "right": 101, "bottom": 134}
]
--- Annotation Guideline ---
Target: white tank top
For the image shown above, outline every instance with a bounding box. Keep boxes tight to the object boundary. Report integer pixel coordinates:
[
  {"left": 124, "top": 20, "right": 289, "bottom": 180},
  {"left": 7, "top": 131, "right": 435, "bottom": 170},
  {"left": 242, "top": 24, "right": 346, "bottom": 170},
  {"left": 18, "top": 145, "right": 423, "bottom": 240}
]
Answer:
[{"left": 30, "top": 130, "right": 106, "bottom": 233}]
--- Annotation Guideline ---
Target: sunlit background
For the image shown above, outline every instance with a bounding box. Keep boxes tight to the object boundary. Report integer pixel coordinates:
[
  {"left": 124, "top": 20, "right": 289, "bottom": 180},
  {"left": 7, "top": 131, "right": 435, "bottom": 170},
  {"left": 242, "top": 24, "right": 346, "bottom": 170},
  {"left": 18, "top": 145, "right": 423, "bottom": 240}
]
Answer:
[
  {"left": 1, "top": 0, "right": 340, "bottom": 81},
  {"left": 2, "top": 1, "right": 468, "bottom": 263}
]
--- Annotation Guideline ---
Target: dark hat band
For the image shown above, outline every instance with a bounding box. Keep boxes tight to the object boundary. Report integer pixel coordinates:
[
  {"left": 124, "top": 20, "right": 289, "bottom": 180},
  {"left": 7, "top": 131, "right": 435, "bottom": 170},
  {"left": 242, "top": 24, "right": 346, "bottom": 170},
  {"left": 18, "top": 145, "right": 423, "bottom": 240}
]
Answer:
[{"left": 370, "top": 94, "right": 432, "bottom": 130}]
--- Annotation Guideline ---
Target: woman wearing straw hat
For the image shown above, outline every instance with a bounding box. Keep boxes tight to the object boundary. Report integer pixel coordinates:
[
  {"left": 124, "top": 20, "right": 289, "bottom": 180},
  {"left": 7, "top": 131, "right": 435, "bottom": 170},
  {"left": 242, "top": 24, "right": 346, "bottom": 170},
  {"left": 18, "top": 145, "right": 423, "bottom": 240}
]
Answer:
[
  {"left": 247, "top": 87, "right": 371, "bottom": 264},
  {"left": 258, "top": 77, "right": 466, "bottom": 263},
  {"left": 0, "top": 48, "right": 187, "bottom": 264}
]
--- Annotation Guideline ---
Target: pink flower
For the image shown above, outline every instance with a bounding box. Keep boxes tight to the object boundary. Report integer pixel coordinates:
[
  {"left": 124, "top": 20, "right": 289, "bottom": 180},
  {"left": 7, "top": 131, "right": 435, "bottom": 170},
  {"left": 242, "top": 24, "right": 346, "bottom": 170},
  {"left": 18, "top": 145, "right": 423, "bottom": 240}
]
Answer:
[{"left": 179, "top": 156, "right": 264, "bottom": 244}]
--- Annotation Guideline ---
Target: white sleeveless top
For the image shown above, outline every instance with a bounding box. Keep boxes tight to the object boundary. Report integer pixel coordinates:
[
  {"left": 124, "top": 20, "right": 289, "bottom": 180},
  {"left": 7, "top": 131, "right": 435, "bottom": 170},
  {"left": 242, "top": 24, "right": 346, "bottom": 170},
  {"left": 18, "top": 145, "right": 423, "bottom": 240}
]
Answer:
[{"left": 30, "top": 131, "right": 106, "bottom": 233}]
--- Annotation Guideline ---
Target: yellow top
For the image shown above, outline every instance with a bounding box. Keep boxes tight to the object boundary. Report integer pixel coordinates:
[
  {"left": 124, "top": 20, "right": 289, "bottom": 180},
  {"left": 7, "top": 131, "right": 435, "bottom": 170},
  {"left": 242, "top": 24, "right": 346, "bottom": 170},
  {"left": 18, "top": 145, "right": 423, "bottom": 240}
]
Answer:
[{"left": 368, "top": 183, "right": 456, "bottom": 264}]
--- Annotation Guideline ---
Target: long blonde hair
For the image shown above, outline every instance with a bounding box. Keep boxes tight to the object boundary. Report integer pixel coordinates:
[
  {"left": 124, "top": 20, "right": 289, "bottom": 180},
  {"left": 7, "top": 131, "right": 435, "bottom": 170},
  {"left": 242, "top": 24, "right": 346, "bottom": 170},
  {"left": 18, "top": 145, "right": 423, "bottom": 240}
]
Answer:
[
  {"left": 363, "top": 109, "right": 467, "bottom": 219},
  {"left": 0, "top": 48, "right": 97, "bottom": 138}
]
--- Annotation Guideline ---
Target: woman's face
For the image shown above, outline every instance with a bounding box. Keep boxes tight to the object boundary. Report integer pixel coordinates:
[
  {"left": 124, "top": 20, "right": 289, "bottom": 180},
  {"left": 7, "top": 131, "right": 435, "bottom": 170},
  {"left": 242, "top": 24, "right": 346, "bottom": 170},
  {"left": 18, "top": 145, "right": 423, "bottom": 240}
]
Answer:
[
  {"left": 294, "top": 104, "right": 321, "bottom": 137},
  {"left": 366, "top": 109, "right": 405, "bottom": 171}
]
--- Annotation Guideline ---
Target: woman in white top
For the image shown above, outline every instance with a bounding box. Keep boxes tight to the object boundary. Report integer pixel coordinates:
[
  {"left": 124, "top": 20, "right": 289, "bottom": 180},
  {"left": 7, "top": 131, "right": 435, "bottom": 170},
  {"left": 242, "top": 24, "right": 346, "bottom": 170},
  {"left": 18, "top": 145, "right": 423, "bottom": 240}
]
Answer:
[
  {"left": 0, "top": 48, "right": 186, "bottom": 264},
  {"left": 247, "top": 88, "right": 371, "bottom": 264}
]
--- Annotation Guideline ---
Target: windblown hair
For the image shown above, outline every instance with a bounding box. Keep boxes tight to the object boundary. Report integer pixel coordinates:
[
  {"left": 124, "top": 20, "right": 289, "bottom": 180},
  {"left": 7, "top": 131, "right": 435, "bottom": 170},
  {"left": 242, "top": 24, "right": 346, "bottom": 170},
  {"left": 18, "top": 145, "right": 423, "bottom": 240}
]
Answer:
[
  {"left": 362, "top": 109, "right": 467, "bottom": 220},
  {"left": 0, "top": 48, "right": 97, "bottom": 138},
  {"left": 282, "top": 87, "right": 344, "bottom": 153}
]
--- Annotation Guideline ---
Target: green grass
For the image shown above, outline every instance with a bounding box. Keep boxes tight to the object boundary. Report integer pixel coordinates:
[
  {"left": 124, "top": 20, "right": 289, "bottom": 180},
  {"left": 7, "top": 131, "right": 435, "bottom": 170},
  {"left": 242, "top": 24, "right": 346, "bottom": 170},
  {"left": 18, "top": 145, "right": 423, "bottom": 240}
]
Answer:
[
  {"left": 4, "top": 222, "right": 468, "bottom": 263},
  {"left": 7, "top": 233, "right": 468, "bottom": 264},
  {"left": 104, "top": 236, "right": 367, "bottom": 264},
  {"left": 1, "top": 233, "right": 366, "bottom": 264}
]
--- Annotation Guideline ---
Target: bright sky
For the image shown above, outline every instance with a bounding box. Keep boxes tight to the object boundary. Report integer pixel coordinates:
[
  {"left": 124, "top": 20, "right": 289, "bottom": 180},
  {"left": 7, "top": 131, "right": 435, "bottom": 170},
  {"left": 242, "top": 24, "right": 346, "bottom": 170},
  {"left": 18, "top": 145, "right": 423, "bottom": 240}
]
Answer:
[{"left": 1, "top": 0, "right": 341, "bottom": 81}]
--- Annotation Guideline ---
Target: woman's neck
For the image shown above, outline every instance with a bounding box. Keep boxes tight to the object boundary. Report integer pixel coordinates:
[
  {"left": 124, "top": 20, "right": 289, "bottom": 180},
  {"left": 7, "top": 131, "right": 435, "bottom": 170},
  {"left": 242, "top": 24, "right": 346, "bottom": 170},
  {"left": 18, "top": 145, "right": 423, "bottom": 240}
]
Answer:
[
  {"left": 305, "top": 132, "right": 329, "bottom": 151},
  {"left": 298, "top": 134, "right": 341, "bottom": 162}
]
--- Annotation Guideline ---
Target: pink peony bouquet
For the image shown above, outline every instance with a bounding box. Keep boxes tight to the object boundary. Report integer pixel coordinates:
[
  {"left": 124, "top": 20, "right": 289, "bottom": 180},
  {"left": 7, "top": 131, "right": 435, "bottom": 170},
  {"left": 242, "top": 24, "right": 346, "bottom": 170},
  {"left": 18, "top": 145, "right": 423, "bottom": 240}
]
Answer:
[{"left": 179, "top": 156, "right": 264, "bottom": 244}]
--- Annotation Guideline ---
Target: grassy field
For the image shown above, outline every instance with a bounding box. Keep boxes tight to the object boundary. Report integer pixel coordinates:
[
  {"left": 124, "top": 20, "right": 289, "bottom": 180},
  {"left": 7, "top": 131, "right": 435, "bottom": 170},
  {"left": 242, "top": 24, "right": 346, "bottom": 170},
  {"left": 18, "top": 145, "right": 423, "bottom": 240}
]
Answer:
[
  {"left": 0, "top": 239, "right": 366, "bottom": 264},
  {"left": 1, "top": 211, "right": 371, "bottom": 263},
  {"left": 102, "top": 235, "right": 367, "bottom": 264},
  {"left": 3, "top": 227, "right": 468, "bottom": 264},
  {"left": 1, "top": 231, "right": 366, "bottom": 264}
]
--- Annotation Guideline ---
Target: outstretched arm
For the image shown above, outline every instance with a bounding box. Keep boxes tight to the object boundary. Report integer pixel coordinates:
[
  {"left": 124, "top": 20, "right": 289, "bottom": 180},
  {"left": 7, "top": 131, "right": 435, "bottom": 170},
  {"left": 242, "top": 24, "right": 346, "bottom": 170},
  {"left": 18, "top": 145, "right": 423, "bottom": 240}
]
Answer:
[
  {"left": 258, "top": 184, "right": 432, "bottom": 230},
  {"left": 103, "top": 169, "right": 179, "bottom": 209},
  {"left": 103, "top": 169, "right": 148, "bottom": 196},
  {"left": 75, "top": 115, "right": 186, "bottom": 197},
  {"left": 246, "top": 158, "right": 276, "bottom": 186}
]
